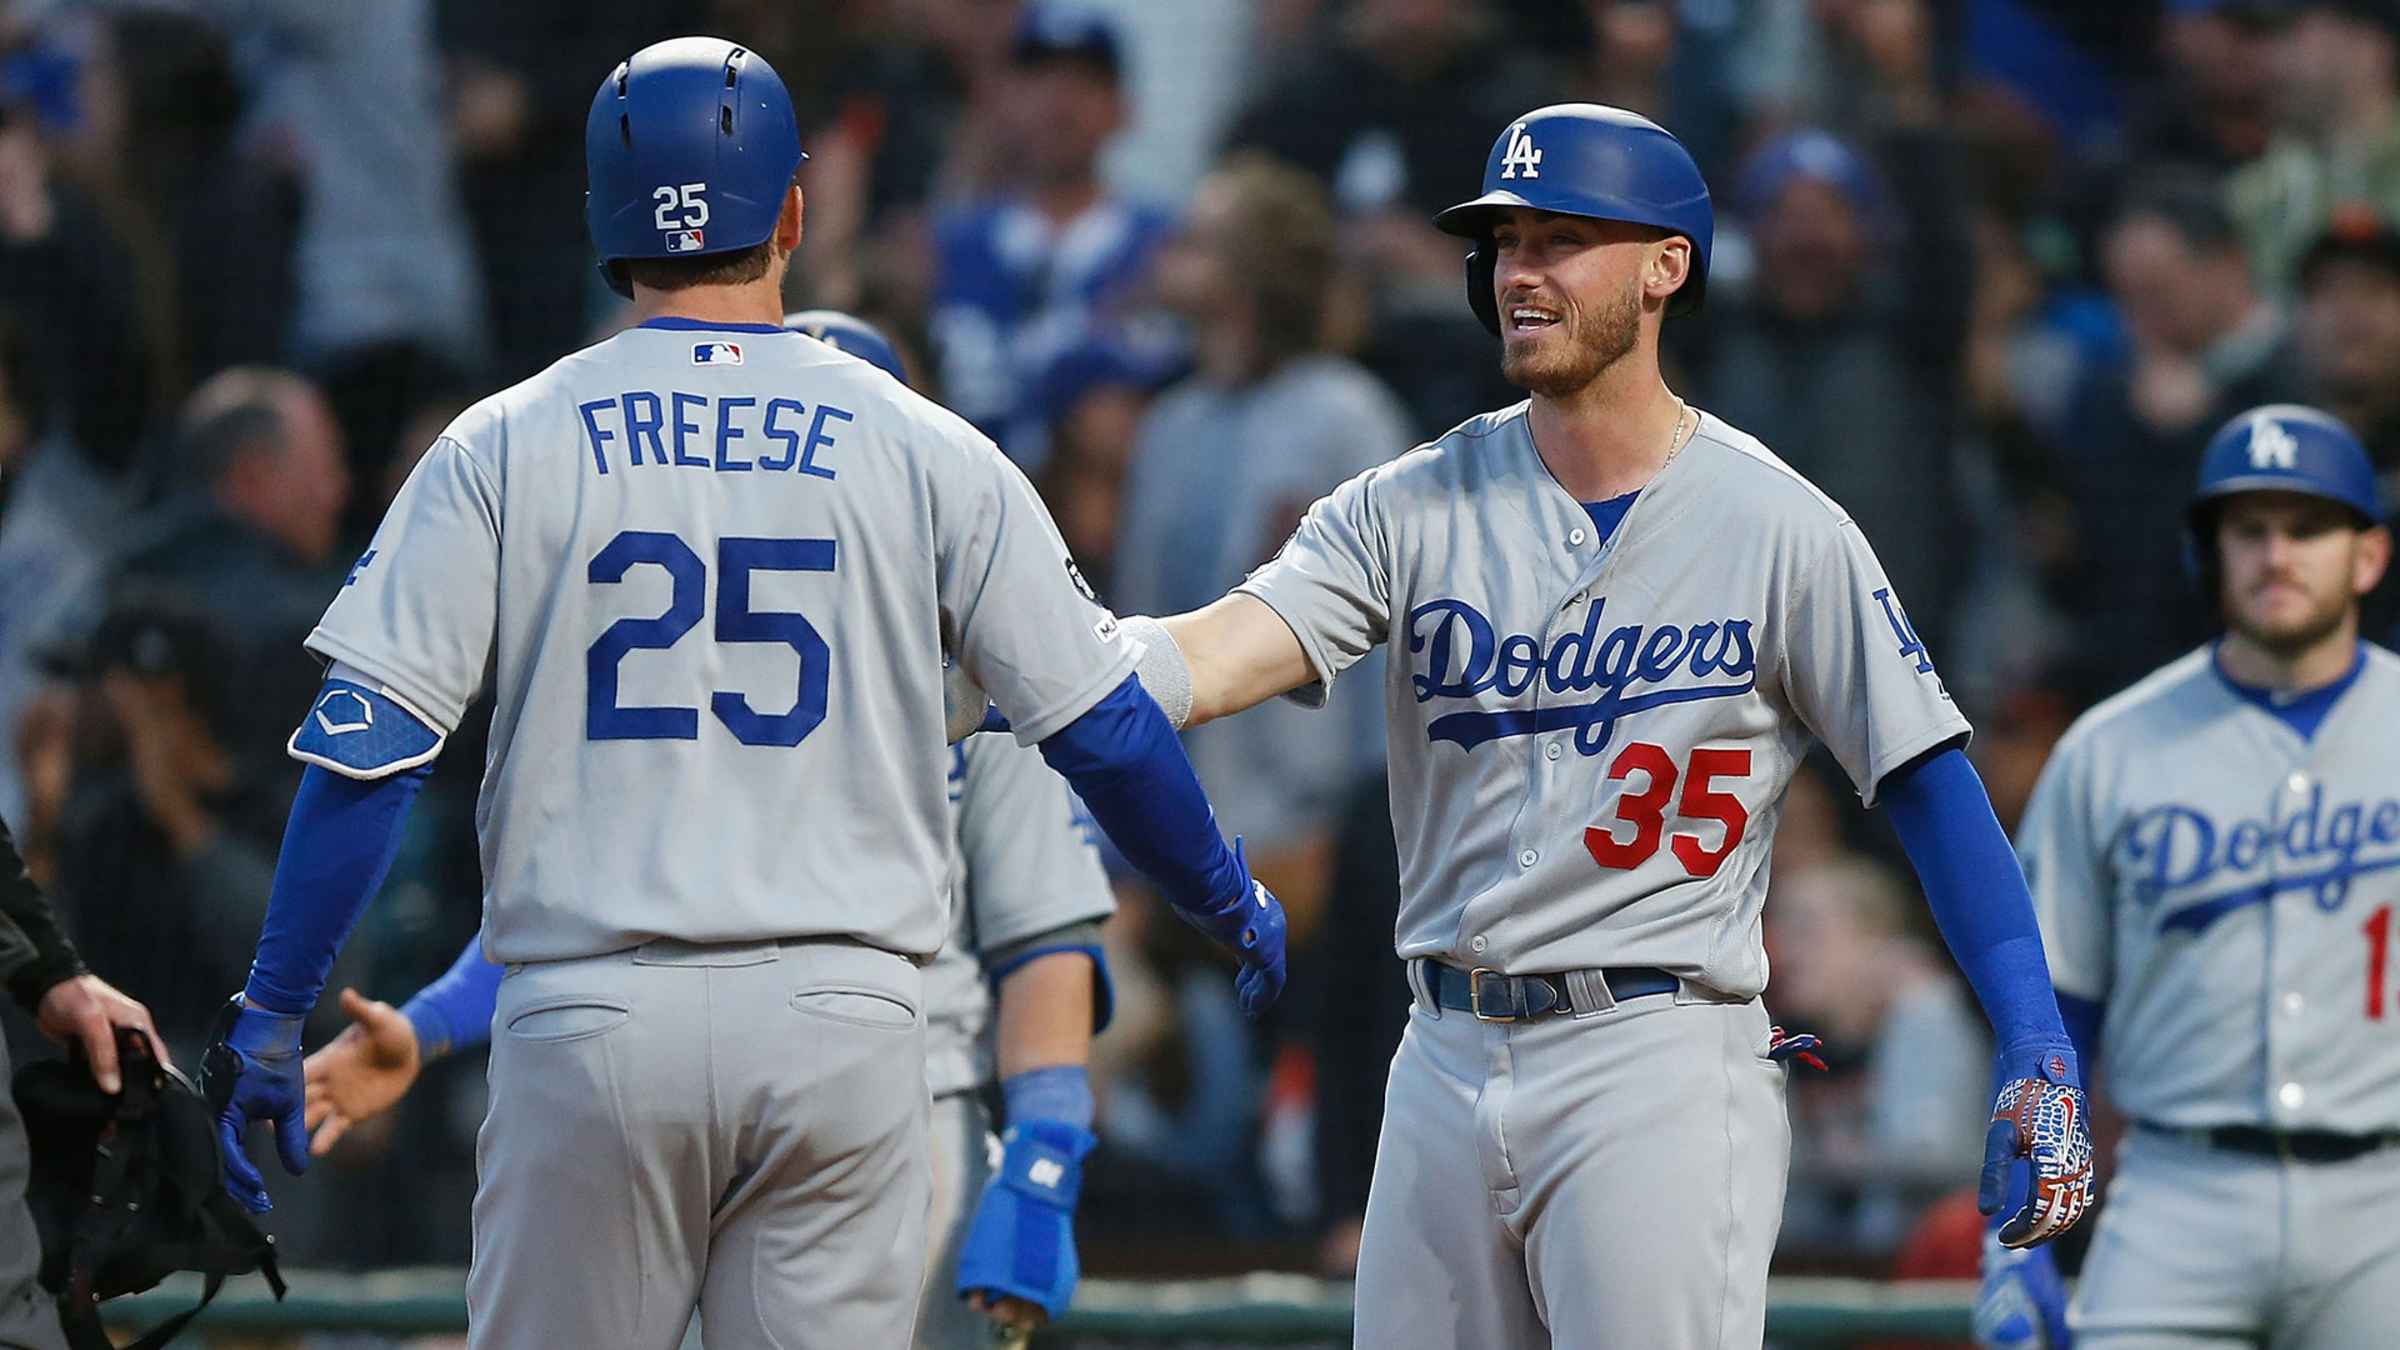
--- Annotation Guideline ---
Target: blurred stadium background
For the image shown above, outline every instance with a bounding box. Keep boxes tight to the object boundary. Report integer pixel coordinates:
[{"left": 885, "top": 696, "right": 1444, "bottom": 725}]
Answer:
[{"left": 1, "top": 0, "right": 2393, "bottom": 1344}]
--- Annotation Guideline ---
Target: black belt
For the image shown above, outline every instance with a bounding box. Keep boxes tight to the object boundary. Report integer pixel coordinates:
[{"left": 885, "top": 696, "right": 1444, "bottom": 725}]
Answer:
[
  {"left": 2144, "top": 1120, "right": 2400, "bottom": 1164},
  {"left": 1420, "top": 961, "right": 1680, "bottom": 1022}
]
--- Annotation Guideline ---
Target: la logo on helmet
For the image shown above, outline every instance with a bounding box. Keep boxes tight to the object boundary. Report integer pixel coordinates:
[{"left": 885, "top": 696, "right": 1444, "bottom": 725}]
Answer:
[
  {"left": 1499, "top": 123, "right": 1543, "bottom": 180},
  {"left": 2249, "top": 418, "right": 2299, "bottom": 471}
]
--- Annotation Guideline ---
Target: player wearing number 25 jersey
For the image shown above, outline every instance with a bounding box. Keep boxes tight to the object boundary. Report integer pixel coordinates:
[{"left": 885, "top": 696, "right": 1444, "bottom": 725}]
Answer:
[
  {"left": 1980, "top": 405, "right": 2400, "bottom": 1350},
  {"left": 199, "top": 37, "right": 1283, "bottom": 1350}
]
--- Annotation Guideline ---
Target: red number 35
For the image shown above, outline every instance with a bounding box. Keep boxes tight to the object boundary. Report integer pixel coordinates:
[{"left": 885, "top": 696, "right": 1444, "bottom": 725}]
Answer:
[{"left": 1584, "top": 743, "right": 1751, "bottom": 878}]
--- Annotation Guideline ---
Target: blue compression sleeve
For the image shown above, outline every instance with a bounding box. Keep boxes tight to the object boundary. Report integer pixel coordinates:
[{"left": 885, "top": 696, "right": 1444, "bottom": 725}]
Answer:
[
  {"left": 400, "top": 932, "right": 506, "bottom": 1060},
  {"left": 242, "top": 762, "right": 431, "bottom": 1015},
  {"left": 1038, "top": 674, "right": 1245, "bottom": 914},
  {"left": 2057, "top": 992, "right": 2103, "bottom": 1074},
  {"left": 1879, "top": 747, "right": 2068, "bottom": 1054}
]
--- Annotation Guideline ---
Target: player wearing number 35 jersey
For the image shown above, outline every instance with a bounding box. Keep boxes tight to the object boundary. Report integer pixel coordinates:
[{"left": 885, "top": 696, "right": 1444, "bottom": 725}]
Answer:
[
  {"left": 198, "top": 37, "right": 1285, "bottom": 1350},
  {"left": 1979, "top": 406, "right": 2400, "bottom": 1350},
  {"left": 1091, "top": 104, "right": 2095, "bottom": 1349}
]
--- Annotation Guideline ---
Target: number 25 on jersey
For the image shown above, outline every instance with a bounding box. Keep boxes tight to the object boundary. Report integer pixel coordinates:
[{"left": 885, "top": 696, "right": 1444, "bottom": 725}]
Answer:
[{"left": 584, "top": 528, "right": 835, "bottom": 748}]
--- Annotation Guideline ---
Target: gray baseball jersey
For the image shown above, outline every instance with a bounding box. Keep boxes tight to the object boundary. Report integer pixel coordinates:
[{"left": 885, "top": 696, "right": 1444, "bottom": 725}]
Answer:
[
  {"left": 308, "top": 320, "right": 1134, "bottom": 964},
  {"left": 2018, "top": 645, "right": 2400, "bottom": 1132},
  {"left": 1236, "top": 404, "right": 1968, "bottom": 994},
  {"left": 922, "top": 734, "right": 1116, "bottom": 1099}
]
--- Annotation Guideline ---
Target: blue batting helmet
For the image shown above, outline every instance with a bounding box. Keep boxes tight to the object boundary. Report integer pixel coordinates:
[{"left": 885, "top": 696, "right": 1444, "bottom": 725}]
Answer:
[
  {"left": 2189, "top": 405, "right": 2382, "bottom": 541},
  {"left": 1434, "top": 104, "right": 1714, "bottom": 333},
  {"left": 586, "top": 37, "right": 806, "bottom": 299},
  {"left": 784, "top": 310, "right": 910, "bottom": 386}
]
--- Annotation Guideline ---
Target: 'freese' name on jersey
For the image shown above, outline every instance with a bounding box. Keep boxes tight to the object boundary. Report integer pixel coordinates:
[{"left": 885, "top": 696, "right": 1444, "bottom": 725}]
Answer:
[
  {"left": 1407, "top": 595, "right": 1757, "bottom": 756},
  {"left": 2118, "top": 783, "right": 2400, "bottom": 935},
  {"left": 575, "top": 390, "right": 857, "bottom": 479}
]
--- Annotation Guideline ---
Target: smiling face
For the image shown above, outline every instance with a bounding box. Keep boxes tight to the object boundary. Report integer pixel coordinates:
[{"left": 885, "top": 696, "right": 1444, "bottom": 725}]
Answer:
[
  {"left": 1487, "top": 207, "right": 1687, "bottom": 398},
  {"left": 2214, "top": 491, "right": 2388, "bottom": 656}
]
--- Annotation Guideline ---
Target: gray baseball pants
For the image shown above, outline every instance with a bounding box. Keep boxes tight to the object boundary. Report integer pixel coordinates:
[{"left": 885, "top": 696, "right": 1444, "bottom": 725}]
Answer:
[
  {"left": 2074, "top": 1125, "right": 2400, "bottom": 1349},
  {"left": 1352, "top": 971, "right": 1789, "bottom": 1349},
  {"left": 469, "top": 936, "right": 931, "bottom": 1350}
]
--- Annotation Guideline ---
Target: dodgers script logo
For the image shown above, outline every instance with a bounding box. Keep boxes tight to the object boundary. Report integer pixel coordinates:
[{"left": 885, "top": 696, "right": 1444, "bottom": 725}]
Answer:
[
  {"left": 2118, "top": 785, "right": 2400, "bottom": 934},
  {"left": 1408, "top": 597, "right": 1755, "bottom": 754}
]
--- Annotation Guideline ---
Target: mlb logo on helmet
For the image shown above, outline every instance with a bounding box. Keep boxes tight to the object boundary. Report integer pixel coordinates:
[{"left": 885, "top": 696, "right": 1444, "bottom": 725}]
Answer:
[
  {"left": 666, "top": 228, "right": 705, "bottom": 252},
  {"left": 692, "top": 342, "right": 744, "bottom": 366}
]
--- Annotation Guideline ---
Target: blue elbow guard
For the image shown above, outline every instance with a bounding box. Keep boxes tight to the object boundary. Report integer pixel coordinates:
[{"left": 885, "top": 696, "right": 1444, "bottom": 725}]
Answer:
[{"left": 287, "top": 678, "right": 445, "bottom": 779}]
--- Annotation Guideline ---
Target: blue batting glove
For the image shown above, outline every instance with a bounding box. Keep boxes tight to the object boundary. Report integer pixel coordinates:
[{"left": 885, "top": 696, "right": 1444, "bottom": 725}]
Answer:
[
  {"left": 1979, "top": 1038, "right": 2095, "bottom": 1248},
  {"left": 201, "top": 994, "right": 309, "bottom": 1213},
  {"left": 1975, "top": 1231, "right": 2072, "bottom": 1350},
  {"left": 1173, "top": 839, "right": 1288, "bottom": 1017},
  {"left": 955, "top": 1119, "right": 1097, "bottom": 1321}
]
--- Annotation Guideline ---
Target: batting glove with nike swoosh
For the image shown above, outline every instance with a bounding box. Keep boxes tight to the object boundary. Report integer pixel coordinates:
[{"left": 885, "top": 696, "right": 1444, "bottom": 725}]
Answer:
[{"left": 1979, "top": 1039, "right": 2095, "bottom": 1248}]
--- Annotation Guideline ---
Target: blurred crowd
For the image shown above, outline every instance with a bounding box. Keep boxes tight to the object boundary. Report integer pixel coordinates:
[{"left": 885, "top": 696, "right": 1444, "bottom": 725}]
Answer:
[{"left": 0, "top": 0, "right": 2389, "bottom": 1291}]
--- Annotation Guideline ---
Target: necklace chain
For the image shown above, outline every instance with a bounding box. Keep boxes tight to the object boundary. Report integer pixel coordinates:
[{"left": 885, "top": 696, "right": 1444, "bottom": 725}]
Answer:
[{"left": 1660, "top": 397, "right": 1691, "bottom": 472}]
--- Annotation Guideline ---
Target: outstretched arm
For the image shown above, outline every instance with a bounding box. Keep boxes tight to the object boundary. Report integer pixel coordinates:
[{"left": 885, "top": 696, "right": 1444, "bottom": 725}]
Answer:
[
  {"left": 303, "top": 929, "right": 505, "bottom": 1156},
  {"left": 1156, "top": 595, "right": 1318, "bottom": 727}
]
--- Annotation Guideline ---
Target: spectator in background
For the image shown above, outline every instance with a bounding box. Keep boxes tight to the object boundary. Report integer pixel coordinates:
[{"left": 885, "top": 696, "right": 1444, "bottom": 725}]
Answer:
[
  {"left": 928, "top": 2, "right": 1173, "bottom": 463},
  {"left": 0, "top": 48, "right": 151, "bottom": 478},
  {"left": 1695, "top": 119, "right": 1974, "bottom": 627},
  {"left": 1767, "top": 856, "right": 1990, "bottom": 1261},
  {"left": 110, "top": 367, "right": 351, "bottom": 757},
  {"left": 2294, "top": 211, "right": 2400, "bottom": 636},
  {"left": 2298, "top": 212, "right": 2400, "bottom": 480},
  {"left": 2229, "top": 0, "right": 2400, "bottom": 294},
  {"left": 36, "top": 595, "right": 286, "bottom": 1062},
  {"left": 1113, "top": 153, "right": 1407, "bottom": 927},
  {"left": 59, "top": 7, "right": 297, "bottom": 402},
  {"left": 201, "top": 0, "right": 485, "bottom": 466},
  {"left": 2059, "top": 173, "right": 2296, "bottom": 691},
  {"left": 1028, "top": 339, "right": 1168, "bottom": 599},
  {"left": 1228, "top": 0, "right": 1545, "bottom": 222},
  {"left": 0, "top": 314, "right": 116, "bottom": 829},
  {"left": 1229, "top": 0, "right": 1543, "bottom": 438},
  {"left": 2115, "top": 0, "right": 2289, "bottom": 177},
  {"left": 441, "top": 4, "right": 679, "bottom": 385}
]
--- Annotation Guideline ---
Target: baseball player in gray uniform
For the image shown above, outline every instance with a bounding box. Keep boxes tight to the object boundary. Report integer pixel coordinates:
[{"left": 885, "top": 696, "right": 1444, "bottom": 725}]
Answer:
[
  {"left": 1979, "top": 405, "right": 2399, "bottom": 1350},
  {"left": 198, "top": 39, "right": 1284, "bottom": 1350},
  {"left": 299, "top": 732, "right": 1115, "bottom": 1349},
  {"left": 1009, "top": 104, "right": 2097, "bottom": 1348},
  {"left": 297, "top": 314, "right": 1122, "bottom": 1350}
]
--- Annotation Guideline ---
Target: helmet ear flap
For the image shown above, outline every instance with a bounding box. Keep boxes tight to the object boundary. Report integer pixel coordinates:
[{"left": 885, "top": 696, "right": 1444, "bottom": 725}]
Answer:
[{"left": 1465, "top": 245, "right": 1499, "bottom": 337}]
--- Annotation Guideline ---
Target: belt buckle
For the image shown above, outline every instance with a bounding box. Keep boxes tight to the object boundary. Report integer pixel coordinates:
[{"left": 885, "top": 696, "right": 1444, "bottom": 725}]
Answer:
[{"left": 1467, "top": 968, "right": 1518, "bottom": 1023}]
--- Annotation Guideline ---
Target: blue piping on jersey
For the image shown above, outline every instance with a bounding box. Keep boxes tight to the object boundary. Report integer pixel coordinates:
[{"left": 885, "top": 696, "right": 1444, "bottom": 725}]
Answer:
[
  {"left": 1427, "top": 676, "right": 1755, "bottom": 753},
  {"left": 2154, "top": 852, "right": 2400, "bottom": 935},
  {"left": 636, "top": 316, "right": 790, "bottom": 335},
  {"left": 2209, "top": 639, "right": 2365, "bottom": 742}
]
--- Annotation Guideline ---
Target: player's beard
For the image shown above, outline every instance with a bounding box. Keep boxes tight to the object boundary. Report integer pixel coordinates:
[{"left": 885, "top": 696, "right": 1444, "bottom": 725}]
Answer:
[
  {"left": 2223, "top": 571, "right": 2355, "bottom": 659},
  {"left": 1501, "top": 277, "right": 1642, "bottom": 398}
]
